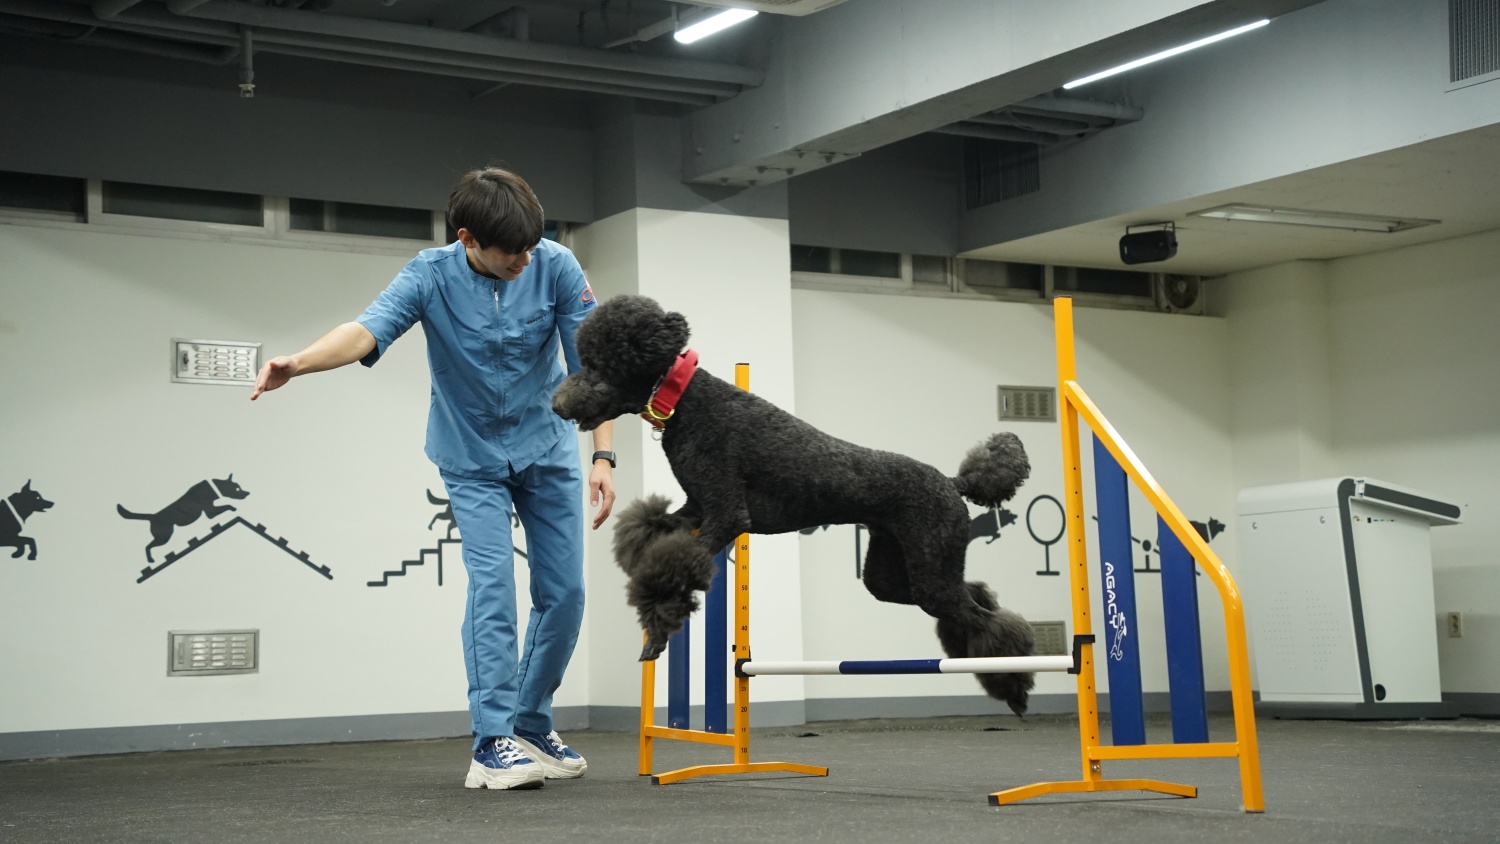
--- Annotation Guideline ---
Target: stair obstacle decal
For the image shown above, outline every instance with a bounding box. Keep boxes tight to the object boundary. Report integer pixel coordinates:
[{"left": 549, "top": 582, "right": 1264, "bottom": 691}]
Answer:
[
  {"left": 368, "top": 539, "right": 461, "bottom": 587},
  {"left": 366, "top": 491, "right": 527, "bottom": 588}
]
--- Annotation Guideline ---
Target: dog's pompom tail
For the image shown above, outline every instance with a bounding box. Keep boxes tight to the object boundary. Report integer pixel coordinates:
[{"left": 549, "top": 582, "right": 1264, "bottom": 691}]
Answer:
[
  {"left": 612, "top": 494, "right": 690, "bottom": 577},
  {"left": 935, "top": 581, "right": 1037, "bottom": 717},
  {"left": 953, "top": 432, "right": 1031, "bottom": 509},
  {"left": 626, "top": 531, "right": 717, "bottom": 661}
]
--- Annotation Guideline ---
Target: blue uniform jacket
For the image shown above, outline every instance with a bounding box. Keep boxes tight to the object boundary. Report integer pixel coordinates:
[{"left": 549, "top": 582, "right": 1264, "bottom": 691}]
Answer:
[{"left": 356, "top": 238, "right": 596, "bottom": 480}]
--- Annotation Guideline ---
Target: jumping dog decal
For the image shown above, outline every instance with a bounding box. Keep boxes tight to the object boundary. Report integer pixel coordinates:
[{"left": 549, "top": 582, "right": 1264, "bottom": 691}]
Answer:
[
  {"left": 117, "top": 475, "right": 249, "bottom": 563},
  {"left": 1, "top": 481, "right": 54, "bottom": 560}
]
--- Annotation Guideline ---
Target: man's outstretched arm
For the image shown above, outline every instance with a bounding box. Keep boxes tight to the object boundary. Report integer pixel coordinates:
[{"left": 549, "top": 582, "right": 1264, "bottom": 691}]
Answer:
[{"left": 250, "top": 322, "right": 377, "bottom": 400}]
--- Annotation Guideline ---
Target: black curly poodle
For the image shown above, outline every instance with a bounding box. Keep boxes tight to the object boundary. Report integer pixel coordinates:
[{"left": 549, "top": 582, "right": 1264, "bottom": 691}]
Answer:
[{"left": 553, "top": 294, "right": 1037, "bottom": 715}]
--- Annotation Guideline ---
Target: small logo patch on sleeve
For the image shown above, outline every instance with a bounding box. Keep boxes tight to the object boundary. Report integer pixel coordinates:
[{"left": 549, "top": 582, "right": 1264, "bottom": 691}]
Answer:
[{"left": 581, "top": 281, "right": 595, "bottom": 305}]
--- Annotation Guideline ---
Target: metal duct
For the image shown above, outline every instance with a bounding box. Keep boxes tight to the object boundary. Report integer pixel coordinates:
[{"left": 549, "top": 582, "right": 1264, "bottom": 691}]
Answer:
[
  {"left": 1011, "top": 95, "right": 1145, "bottom": 122},
  {"left": 936, "top": 123, "right": 1061, "bottom": 146}
]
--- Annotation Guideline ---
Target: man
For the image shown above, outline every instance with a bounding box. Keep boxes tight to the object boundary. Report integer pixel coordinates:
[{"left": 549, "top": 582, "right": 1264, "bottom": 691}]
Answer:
[{"left": 252, "top": 168, "right": 614, "bottom": 791}]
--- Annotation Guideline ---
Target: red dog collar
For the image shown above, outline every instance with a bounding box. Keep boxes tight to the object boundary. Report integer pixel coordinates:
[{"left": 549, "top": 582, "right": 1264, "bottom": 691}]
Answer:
[{"left": 641, "top": 349, "right": 699, "bottom": 429}]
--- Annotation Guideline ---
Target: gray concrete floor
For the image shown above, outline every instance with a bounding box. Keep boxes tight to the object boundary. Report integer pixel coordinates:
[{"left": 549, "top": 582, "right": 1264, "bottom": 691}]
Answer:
[{"left": 3, "top": 713, "right": 1499, "bottom": 843}]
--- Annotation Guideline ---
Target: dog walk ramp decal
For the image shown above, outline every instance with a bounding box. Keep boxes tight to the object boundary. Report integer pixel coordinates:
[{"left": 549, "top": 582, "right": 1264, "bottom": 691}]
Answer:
[
  {"left": 136, "top": 517, "right": 331, "bottom": 583},
  {"left": 121, "top": 475, "right": 329, "bottom": 584}
]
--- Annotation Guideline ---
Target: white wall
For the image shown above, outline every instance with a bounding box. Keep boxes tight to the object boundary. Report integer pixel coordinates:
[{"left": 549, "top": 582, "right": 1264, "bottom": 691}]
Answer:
[
  {"left": 0, "top": 223, "right": 590, "bottom": 737},
  {"left": 790, "top": 290, "right": 1238, "bottom": 708}
]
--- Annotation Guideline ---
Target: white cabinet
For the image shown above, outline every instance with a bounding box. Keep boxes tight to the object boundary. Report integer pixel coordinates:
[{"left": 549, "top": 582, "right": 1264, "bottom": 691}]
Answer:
[{"left": 1237, "top": 478, "right": 1461, "bottom": 719}]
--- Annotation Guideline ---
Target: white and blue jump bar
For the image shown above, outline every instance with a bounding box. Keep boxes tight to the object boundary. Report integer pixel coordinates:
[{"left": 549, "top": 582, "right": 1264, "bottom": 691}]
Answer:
[{"left": 739, "top": 654, "right": 1077, "bottom": 677}]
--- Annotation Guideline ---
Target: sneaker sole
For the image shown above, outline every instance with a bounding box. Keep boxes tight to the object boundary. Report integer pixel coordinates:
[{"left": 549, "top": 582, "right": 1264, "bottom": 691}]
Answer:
[
  {"left": 513, "top": 739, "right": 588, "bottom": 779},
  {"left": 538, "top": 759, "right": 587, "bottom": 780},
  {"left": 464, "top": 761, "right": 546, "bottom": 791}
]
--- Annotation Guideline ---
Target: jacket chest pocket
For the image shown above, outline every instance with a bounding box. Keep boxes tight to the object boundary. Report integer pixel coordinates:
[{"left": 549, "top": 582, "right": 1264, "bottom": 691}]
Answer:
[{"left": 521, "top": 306, "right": 554, "bottom": 345}]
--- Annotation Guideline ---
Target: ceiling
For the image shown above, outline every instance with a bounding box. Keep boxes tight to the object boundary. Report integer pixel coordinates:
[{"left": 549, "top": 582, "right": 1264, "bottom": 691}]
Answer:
[
  {"left": 963, "top": 114, "right": 1500, "bottom": 278},
  {"left": 3, "top": 0, "right": 1495, "bottom": 279}
]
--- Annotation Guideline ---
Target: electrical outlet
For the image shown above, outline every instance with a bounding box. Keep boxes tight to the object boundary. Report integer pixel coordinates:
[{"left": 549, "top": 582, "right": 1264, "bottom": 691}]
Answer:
[{"left": 1446, "top": 612, "right": 1464, "bottom": 638}]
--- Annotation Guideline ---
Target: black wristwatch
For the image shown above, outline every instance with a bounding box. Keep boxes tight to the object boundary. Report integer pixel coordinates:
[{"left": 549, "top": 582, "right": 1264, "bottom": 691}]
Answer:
[{"left": 591, "top": 450, "right": 617, "bottom": 469}]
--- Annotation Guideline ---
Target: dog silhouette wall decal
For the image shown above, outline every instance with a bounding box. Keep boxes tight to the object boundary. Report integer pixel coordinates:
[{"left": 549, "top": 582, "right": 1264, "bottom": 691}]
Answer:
[
  {"left": 2, "top": 481, "right": 54, "bottom": 560},
  {"left": 427, "top": 489, "right": 458, "bottom": 538},
  {"left": 117, "top": 475, "right": 249, "bottom": 563}
]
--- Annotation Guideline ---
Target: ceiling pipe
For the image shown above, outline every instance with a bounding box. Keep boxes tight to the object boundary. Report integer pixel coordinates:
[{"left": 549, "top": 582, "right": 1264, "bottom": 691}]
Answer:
[
  {"left": 166, "top": 0, "right": 214, "bottom": 14},
  {"left": 262, "top": 42, "right": 717, "bottom": 105},
  {"left": 238, "top": 28, "right": 741, "bottom": 98},
  {"left": 0, "top": 13, "right": 239, "bottom": 63},
  {"left": 237, "top": 26, "right": 253, "bottom": 96}
]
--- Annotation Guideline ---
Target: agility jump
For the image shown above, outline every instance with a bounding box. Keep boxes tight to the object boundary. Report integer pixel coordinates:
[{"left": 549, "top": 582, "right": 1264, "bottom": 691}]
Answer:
[{"left": 637, "top": 298, "right": 1264, "bottom": 812}]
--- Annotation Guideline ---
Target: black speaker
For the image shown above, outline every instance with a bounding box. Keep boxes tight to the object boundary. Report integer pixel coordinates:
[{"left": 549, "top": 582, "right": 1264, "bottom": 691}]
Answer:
[{"left": 1119, "top": 229, "right": 1177, "bottom": 265}]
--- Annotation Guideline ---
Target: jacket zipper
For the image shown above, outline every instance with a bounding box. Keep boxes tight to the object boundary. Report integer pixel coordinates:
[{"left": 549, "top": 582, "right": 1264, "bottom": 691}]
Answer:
[{"left": 492, "top": 279, "right": 503, "bottom": 424}]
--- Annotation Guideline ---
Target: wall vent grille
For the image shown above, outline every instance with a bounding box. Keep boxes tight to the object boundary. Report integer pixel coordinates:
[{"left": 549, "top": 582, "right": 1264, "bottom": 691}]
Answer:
[
  {"left": 998, "top": 386, "right": 1056, "bottom": 421},
  {"left": 1031, "top": 621, "right": 1068, "bottom": 656},
  {"left": 1451, "top": 0, "right": 1500, "bottom": 82},
  {"left": 169, "top": 630, "right": 258, "bottom": 676},
  {"left": 172, "top": 339, "right": 260, "bottom": 386}
]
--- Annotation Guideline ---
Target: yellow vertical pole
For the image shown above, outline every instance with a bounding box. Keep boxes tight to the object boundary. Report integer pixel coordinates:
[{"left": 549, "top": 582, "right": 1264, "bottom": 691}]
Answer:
[
  {"left": 639, "top": 633, "right": 656, "bottom": 776},
  {"left": 1055, "top": 297, "right": 1103, "bottom": 785},
  {"left": 733, "top": 363, "right": 752, "bottom": 765}
]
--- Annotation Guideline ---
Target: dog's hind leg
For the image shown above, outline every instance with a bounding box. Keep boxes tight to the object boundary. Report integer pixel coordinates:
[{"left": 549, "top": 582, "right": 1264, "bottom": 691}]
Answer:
[
  {"left": 897, "top": 521, "right": 1036, "bottom": 715},
  {"left": 144, "top": 522, "right": 176, "bottom": 563},
  {"left": 861, "top": 529, "right": 915, "bottom": 605},
  {"left": 929, "top": 579, "right": 1036, "bottom": 716}
]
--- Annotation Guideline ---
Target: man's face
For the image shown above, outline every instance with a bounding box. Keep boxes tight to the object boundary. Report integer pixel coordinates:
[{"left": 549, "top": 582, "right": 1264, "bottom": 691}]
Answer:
[{"left": 458, "top": 228, "right": 535, "bottom": 280}]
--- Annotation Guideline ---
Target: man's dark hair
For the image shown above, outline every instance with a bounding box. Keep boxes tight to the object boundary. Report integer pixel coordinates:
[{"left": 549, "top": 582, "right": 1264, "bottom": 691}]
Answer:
[{"left": 446, "top": 168, "right": 545, "bottom": 253}]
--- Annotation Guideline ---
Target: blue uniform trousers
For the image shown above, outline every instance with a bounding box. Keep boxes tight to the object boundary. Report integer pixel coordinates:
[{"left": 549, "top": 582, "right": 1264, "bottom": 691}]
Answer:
[{"left": 441, "top": 433, "right": 585, "bottom": 749}]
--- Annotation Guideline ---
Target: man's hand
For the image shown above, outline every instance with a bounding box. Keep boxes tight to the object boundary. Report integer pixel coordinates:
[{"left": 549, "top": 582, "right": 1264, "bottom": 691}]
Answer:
[
  {"left": 250, "top": 356, "right": 299, "bottom": 400},
  {"left": 589, "top": 463, "right": 616, "bottom": 529}
]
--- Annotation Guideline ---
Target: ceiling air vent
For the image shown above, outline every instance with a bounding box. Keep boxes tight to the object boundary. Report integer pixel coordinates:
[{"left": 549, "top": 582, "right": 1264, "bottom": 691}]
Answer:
[
  {"left": 964, "top": 138, "right": 1040, "bottom": 209},
  {"left": 1450, "top": 0, "right": 1500, "bottom": 83},
  {"left": 998, "top": 386, "right": 1056, "bottom": 422}
]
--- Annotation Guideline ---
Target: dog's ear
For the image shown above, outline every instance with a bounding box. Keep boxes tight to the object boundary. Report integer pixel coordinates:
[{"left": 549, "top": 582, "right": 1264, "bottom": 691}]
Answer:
[
  {"left": 649, "top": 311, "right": 691, "bottom": 359},
  {"left": 22, "top": 480, "right": 30, "bottom": 492}
]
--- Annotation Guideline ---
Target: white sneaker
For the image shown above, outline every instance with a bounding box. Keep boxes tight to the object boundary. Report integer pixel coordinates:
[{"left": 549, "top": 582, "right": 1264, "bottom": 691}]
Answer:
[
  {"left": 464, "top": 736, "right": 546, "bottom": 790},
  {"left": 514, "top": 728, "right": 588, "bottom": 779}
]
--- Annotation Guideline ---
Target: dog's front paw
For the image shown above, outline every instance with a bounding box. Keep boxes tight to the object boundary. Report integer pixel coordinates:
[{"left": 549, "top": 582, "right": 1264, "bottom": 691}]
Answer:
[{"left": 640, "top": 639, "right": 668, "bottom": 662}]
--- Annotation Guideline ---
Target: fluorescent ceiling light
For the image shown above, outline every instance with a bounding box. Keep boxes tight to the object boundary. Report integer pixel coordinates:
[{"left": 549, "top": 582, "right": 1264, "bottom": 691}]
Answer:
[
  {"left": 1192, "top": 204, "right": 1440, "bottom": 233},
  {"left": 1063, "top": 19, "right": 1270, "bottom": 89},
  {"left": 675, "top": 8, "right": 758, "bottom": 44}
]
